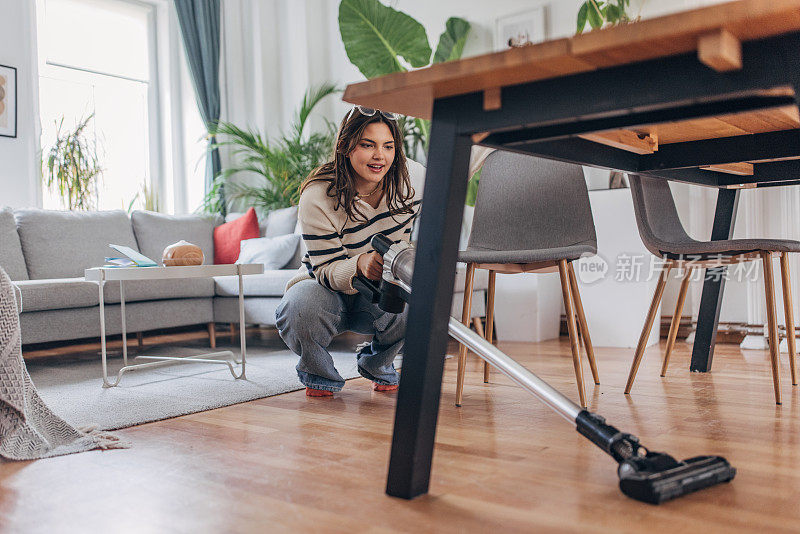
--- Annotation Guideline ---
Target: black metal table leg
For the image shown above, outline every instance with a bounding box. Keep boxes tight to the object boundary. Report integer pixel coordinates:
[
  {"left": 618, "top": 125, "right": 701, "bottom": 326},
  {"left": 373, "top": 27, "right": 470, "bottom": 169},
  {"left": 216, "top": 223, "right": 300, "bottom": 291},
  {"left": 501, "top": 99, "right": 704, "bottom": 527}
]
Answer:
[
  {"left": 386, "top": 100, "right": 473, "bottom": 499},
  {"left": 690, "top": 188, "right": 740, "bottom": 372}
]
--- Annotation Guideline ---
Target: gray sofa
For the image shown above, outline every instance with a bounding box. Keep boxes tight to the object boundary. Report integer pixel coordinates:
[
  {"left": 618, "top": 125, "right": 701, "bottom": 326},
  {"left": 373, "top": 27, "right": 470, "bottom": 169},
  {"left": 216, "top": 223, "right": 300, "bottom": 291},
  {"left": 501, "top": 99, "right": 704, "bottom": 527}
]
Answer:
[{"left": 0, "top": 207, "right": 485, "bottom": 348}]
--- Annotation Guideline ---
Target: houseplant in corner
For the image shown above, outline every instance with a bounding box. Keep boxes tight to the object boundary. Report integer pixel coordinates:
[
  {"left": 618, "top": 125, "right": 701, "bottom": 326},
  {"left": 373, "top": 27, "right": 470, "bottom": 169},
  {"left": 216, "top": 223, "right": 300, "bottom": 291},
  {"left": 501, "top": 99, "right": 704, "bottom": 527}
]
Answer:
[
  {"left": 42, "top": 114, "right": 103, "bottom": 211},
  {"left": 200, "top": 83, "right": 339, "bottom": 217}
]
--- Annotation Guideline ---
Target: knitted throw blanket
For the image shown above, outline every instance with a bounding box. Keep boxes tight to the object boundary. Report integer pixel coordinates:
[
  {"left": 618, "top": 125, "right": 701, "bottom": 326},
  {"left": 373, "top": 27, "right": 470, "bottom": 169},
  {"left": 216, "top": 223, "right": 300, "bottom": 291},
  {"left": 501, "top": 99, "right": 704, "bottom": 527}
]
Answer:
[{"left": 0, "top": 267, "right": 127, "bottom": 460}]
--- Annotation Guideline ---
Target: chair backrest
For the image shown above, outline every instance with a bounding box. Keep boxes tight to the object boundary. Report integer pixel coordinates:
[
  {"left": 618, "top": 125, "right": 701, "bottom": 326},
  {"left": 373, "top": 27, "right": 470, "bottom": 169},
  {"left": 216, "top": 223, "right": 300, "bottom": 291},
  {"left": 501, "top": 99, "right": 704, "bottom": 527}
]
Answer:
[
  {"left": 628, "top": 174, "right": 694, "bottom": 257},
  {"left": 467, "top": 151, "right": 596, "bottom": 253}
]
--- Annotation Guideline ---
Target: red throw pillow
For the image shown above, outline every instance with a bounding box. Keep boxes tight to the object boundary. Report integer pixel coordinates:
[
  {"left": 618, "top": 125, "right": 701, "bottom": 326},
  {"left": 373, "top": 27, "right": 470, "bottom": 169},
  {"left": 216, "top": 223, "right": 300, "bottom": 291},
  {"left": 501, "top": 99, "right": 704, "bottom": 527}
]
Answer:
[{"left": 214, "top": 207, "right": 260, "bottom": 264}]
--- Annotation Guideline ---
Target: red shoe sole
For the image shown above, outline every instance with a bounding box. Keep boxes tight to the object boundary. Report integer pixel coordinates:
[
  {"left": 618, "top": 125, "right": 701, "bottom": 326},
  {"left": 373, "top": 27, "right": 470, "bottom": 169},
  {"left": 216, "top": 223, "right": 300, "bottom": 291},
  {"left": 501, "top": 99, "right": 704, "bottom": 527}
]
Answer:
[
  {"left": 306, "top": 387, "right": 334, "bottom": 397},
  {"left": 372, "top": 383, "right": 399, "bottom": 392}
]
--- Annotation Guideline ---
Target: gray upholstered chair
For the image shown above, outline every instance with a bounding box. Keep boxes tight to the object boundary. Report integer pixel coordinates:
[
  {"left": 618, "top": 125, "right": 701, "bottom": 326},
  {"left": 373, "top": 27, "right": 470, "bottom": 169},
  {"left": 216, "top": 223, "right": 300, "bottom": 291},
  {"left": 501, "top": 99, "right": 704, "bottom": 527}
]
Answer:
[
  {"left": 626, "top": 174, "right": 800, "bottom": 404},
  {"left": 456, "top": 151, "right": 600, "bottom": 408}
]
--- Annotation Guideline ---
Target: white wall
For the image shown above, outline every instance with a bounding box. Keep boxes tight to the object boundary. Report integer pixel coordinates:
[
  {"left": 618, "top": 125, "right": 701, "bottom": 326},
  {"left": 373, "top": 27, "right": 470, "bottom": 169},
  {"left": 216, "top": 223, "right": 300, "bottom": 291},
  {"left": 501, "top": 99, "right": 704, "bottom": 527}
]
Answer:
[{"left": 0, "top": 0, "right": 41, "bottom": 209}]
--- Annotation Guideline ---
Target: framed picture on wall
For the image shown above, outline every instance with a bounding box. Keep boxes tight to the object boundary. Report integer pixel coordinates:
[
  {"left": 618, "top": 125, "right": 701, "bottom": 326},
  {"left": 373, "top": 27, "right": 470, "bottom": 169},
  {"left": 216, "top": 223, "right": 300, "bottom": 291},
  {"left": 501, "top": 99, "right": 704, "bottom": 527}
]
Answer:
[
  {"left": 494, "top": 5, "right": 548, "bottom": 51},
  {"left": 0, "top": 64, "right": 17, "bottom": 138}
]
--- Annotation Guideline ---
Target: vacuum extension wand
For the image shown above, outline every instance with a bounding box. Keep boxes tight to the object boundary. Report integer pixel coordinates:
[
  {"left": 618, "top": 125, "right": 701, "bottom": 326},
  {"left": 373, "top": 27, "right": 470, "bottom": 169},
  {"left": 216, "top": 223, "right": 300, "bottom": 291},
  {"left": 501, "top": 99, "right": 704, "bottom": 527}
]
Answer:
[{"left": 355, "top": 234, "right": 736, "bottom": 505}]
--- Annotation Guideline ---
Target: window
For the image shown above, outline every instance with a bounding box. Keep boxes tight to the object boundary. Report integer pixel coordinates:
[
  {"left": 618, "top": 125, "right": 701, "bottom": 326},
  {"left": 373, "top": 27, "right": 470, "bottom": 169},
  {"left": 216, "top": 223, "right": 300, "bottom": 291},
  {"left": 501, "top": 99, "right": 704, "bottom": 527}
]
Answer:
[{"left": 37, "top": 0, "right": 157, "bottom": 211}]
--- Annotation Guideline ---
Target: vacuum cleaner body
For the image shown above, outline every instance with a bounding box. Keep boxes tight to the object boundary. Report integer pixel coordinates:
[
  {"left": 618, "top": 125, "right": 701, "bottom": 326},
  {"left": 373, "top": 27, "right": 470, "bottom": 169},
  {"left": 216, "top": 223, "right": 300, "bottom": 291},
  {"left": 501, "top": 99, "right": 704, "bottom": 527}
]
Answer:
[{"left": 360, "top": 234, "right": 736, "bottom": 505}]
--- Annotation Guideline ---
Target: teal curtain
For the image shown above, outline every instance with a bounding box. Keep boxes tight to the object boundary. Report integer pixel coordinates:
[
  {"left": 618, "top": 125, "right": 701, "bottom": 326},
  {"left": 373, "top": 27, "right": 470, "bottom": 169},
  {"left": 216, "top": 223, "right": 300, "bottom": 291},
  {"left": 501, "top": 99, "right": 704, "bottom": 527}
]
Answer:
[{"left": 174, "top": 0, "right": 224, "bottom": 213}]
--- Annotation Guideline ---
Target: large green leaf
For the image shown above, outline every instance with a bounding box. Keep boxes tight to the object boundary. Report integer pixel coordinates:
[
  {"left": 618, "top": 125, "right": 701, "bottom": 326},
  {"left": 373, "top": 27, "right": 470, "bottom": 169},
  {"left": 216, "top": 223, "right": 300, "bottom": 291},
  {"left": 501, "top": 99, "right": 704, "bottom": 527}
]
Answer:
[
  {"left": 576, "top": 2, "right": 589, "bottom": 33},
  {"left": 339, "top": 0, "right": 432, "bottom": 79},
  {"left": 587, "top": 0, "right": 605, "bottom": 29},
  {"left": 433, "top": 17, "right": 470, "bottom": 64}
]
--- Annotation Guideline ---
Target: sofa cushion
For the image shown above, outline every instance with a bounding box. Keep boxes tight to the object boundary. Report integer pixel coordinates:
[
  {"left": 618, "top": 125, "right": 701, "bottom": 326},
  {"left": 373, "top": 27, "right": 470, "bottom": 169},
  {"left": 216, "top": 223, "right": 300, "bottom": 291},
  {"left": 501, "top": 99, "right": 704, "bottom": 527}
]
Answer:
[
  {"left": 214, "top": 270, "right": 298, "bottom": 297},
  {"left": 132, "top": 210, "right": 218, "bottom": 266},
  {"left": 264, "top": 206, "right": 298, "bottom": 238},
  {"left": 213, "top": 207, "right": 260, "bottom": 264},
  {"left": 20, "top": 298, "right": 213, "bottom": 345},
  {"left": 237, "top": 234, "right": 300, "bottom": 270},
  {"left": 286, "top": 218, "right": 304, "bottom": 269},
  {"left": 13, "top": 278, "right": 99, "bottom": 312},
  {"left": 225, "top": 211, "right": 268, "bottom": 236},
  {"left": 15, "top": 276, "right": 215, "bottom": 312},
  {"left": 0, "top": 207, "right": 28, "bottom": 280},
  {"left": 15, "top": 209, "right": 139, "bottom": 279}
]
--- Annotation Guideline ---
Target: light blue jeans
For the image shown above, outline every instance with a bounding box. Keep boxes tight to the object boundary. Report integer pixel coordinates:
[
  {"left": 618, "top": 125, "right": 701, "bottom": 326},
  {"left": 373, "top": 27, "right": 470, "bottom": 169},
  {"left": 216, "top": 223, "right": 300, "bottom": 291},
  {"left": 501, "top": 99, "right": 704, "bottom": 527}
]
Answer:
[{"left": 275, "top": 279, "right": 407, "bottom": 392}]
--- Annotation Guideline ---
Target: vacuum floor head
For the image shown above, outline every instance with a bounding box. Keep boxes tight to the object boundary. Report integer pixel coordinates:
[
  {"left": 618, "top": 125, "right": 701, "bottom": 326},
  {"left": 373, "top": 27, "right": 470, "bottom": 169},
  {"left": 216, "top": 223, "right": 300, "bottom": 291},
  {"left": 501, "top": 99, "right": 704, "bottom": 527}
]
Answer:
[{"left": 618, "top": 453, "right": 736, "bottom": 504}]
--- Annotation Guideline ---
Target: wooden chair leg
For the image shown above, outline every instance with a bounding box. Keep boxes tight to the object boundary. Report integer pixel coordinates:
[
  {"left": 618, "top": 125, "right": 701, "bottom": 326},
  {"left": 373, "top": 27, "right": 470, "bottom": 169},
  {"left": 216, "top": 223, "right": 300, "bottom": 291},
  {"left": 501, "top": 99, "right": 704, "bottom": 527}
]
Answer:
[
  {"left": 661, "top": 266, "right": 693, "bottom": 377},
  {"left": 558, "top": 260, "right": 586, "bottom": 408},
  {"left": 567, "top": 262, "right": 599, "bottom": 385},
  {"left": 471, "top": 316, "right": 489, "bottom": 382},
  {"left": 473, "top": 316, "right": 485, "bottom": 337},
  {"left": 780, "top": 252, "right": 797, "bottom": 386},
  {"left": 625, "top": 261, "right": 672, "bottom": 394},
  {"left": 207, "top": 322, "right": 216, "bottom": 349},
  {"left": 763, "top": 252, "right": 782, "bottom": 404},
  {"left": 136, "top": 332, "right": 144, "bottom": 349},
  {"left": 456, "top": 263, "right": 476, "bottom": 407},
  {"left": 483, "top": 270, "right": 496, "bottom": 383}
]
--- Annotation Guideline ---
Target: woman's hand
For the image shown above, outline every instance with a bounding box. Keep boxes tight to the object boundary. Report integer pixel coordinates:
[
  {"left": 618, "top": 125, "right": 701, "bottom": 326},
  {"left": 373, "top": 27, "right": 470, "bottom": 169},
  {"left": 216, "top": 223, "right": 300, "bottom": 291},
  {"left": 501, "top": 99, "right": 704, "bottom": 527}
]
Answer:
[{"left": 357, "top": 251, "right": 384, "bottom": 280}]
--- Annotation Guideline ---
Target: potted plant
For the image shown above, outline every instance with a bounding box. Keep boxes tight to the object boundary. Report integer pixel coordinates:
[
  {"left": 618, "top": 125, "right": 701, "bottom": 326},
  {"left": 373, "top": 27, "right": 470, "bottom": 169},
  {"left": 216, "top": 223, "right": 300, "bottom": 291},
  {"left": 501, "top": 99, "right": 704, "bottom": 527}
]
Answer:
[
  {"left": 42, "top": 114, "right": 103, "bottom": 211},
  {"left": 199, "top": 83, "right": 339, "bottom": 216}
]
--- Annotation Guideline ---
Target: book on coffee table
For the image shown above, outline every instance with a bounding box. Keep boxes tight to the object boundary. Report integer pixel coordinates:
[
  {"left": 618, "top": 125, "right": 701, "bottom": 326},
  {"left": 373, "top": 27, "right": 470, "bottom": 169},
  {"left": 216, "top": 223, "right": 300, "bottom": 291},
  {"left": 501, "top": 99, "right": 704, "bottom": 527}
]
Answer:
[
  {"left": 108, "top": 244, "right": 158, "bottom": 267},
  {"left": 103, "top": 257, "right": 137, "bottom": 267}
]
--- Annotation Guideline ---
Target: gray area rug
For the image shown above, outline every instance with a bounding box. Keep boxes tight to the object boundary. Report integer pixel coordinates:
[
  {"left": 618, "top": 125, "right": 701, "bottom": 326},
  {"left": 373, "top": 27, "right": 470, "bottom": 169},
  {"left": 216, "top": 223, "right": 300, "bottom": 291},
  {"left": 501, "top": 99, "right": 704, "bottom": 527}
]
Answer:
[{"left": 26, "top": 340, "right": 361, "bottom": 431}]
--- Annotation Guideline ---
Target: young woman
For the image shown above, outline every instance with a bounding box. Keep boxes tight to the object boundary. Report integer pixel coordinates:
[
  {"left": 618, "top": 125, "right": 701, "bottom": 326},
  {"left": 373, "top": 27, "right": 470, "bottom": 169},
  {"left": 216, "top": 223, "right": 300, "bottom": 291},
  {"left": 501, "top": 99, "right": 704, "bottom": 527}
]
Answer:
[{"left": 275, "top": 106, "right": 423, "bottom": 397}]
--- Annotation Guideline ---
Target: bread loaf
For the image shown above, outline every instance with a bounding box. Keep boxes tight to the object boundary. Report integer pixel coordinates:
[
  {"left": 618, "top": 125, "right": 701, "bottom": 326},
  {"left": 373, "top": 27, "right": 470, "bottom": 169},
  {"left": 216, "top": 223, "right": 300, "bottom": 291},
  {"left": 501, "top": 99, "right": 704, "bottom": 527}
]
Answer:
[{"left": 162, "top": 240, "right": 204, "bottom": 266}]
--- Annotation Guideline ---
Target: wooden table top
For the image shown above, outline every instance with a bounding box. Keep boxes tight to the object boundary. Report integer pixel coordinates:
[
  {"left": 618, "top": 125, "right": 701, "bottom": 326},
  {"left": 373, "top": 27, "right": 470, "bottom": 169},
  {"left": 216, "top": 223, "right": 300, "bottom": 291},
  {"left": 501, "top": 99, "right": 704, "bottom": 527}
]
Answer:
[{"left": 343, "top": 0, "right": 800, "bottom": 173}]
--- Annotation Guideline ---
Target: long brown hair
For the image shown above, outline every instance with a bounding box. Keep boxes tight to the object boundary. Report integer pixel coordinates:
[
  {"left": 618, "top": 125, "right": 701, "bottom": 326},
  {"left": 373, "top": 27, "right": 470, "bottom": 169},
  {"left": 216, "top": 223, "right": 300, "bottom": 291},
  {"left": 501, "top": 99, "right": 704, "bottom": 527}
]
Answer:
[{"left": 300, "top": 108, "right": 415, "bottom": 223}]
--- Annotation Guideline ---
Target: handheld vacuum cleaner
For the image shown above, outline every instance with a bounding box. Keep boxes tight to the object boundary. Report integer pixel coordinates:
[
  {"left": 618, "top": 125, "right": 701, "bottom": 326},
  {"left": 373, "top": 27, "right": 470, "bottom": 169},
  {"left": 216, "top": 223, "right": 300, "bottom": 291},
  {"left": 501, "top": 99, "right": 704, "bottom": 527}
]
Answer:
[{"left": 354, "top": 234, "right": 736, "bottom": 505}]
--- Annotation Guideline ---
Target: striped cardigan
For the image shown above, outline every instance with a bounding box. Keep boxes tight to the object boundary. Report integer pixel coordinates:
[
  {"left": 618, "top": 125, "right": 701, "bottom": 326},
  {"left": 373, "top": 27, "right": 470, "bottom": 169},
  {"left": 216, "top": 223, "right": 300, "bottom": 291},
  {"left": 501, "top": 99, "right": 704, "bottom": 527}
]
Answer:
[{"left": 286, "top": 160, "right": 426, "bottom": 295}]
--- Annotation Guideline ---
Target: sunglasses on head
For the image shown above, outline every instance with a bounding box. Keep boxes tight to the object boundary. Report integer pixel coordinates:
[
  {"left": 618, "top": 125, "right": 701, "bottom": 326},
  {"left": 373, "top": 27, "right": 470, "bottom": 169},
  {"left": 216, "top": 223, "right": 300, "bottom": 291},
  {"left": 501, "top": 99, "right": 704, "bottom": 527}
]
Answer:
[{"left": 346, "top": 105, "right": 399, "bottom": 122}]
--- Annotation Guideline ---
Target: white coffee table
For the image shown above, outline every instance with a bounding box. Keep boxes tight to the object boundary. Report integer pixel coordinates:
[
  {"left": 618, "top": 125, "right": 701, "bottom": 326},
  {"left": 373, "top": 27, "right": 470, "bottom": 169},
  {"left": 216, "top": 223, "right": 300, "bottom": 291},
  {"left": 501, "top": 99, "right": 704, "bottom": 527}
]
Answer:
[{"left": 84, "top": 263, "right": 264, "bottom": 387}]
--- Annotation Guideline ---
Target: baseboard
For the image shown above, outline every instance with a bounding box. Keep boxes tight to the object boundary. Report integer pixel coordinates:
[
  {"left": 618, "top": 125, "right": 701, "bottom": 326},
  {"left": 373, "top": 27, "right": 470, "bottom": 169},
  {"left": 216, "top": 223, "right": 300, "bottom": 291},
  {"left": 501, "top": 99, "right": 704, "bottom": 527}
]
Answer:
[{"left": 558, "top": 315, "right": 751, "bottom": 344}]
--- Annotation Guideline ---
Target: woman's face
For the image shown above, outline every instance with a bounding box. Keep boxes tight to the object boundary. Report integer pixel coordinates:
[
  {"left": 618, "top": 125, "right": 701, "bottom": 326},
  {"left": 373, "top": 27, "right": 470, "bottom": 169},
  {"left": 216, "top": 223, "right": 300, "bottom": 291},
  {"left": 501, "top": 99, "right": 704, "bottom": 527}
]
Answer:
[{"left": 348, "top": 122, "right": 395, "bottom": 191}]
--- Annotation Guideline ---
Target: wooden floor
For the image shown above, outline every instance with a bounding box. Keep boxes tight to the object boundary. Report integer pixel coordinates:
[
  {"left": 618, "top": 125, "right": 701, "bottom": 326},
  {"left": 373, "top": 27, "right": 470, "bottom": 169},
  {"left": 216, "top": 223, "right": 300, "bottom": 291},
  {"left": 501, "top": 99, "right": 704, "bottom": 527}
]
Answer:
[{"left": 2, "top": 331, "right": 800, "bottom": 533}]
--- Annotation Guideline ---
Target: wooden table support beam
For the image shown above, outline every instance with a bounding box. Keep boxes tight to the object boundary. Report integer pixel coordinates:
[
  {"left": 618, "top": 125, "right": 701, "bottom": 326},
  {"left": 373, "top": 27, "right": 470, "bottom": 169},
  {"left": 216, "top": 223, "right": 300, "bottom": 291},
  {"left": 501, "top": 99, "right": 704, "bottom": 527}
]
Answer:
[{"left": 698, "top": 29, "right": 742, "bottom": 72}]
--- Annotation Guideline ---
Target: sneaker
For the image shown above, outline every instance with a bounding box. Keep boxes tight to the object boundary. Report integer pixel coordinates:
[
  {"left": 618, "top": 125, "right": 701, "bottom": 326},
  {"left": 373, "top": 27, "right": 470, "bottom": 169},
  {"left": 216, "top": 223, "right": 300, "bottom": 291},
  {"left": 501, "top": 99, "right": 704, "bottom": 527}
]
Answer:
[
  {"left": 372, "top": 382, "right": 399, "bottom": 392},
  {"left": 306, "top": 387, "right": 334, "bottom": 397}
]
